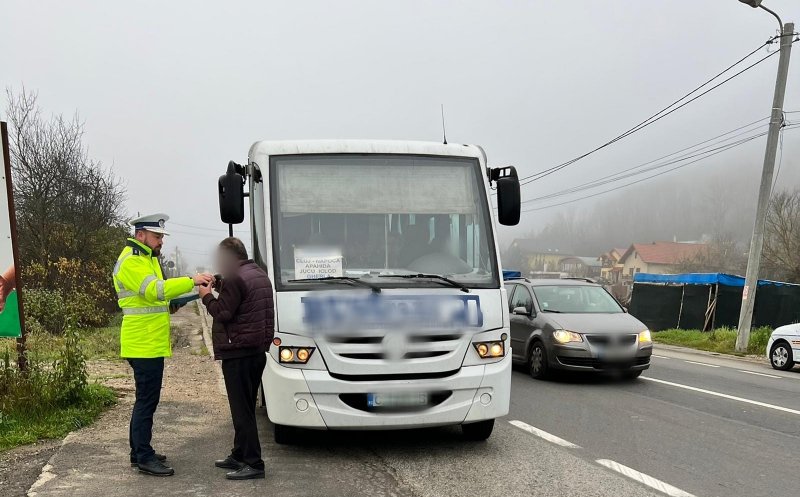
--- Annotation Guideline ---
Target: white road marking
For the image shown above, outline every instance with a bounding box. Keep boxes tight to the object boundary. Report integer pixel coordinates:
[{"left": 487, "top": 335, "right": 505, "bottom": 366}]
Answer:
[
  {"left": 508, "top": 420, "right": 581, "bottom": 448},
  {"left": 596, "top": 459, "right": 696, "bottom": 497},
  {"left": 641, "top": 377, "right": 800, "bottom": 416},
  {"left": 738, "top": 370, "right": 781, "bottom": 379},
  {"left": 683, "top": 360, "right": 719, "bottom": 368},
  {"left": 652, "top": 354, "right": 670, "bottom": 359}
]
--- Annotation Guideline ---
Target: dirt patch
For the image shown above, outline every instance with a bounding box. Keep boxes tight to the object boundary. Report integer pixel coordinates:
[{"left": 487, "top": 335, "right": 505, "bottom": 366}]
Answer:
[
  {"left": 0, "top": 303, "right": 223, "bottom": 497},
  {"left": 0, "top": 440, "right": 60, "bottom": 497}
]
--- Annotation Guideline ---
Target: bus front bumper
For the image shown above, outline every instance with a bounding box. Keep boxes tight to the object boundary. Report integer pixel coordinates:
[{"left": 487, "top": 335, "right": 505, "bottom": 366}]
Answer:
[{"left": 262, "top": 353, "right": 511, "bottom": 430}]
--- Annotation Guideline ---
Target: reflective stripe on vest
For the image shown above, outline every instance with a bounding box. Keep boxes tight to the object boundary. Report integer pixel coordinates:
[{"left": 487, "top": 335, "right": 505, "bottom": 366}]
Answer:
[
  {"left": 117, "top": 290, "right": 136, "bottom": 299},
  {"left": 156, "top": 280, "right": 165, "bottom": 301},
  {"left": 122, "top": 305, "right": 168, "bottom": 315},
  {"left": 113, "top": 253, "right": 133, "bottom": 292},
  {"left": 139, "top": 275, "right": 157, "bottom": 296}
]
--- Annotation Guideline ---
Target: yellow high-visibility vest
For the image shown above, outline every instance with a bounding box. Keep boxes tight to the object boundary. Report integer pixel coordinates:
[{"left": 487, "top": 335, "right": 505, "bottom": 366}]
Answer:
[{"left": 112, "top": 238, "right": 193, "bottom": 358}]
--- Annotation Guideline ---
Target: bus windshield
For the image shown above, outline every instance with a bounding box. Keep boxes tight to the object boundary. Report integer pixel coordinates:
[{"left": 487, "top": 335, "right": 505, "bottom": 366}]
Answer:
[{"left": 269, "top": 154, "right": 499, "bottom": 290}]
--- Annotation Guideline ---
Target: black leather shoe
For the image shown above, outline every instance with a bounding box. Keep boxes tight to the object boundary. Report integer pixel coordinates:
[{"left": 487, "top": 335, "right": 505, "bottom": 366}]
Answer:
[
  {"left": 136, "top": 458, "right": 175, "bottom": 477},
  {"left": 130, "top": 453, "right": 167, "bottom": 467},
  {"left": 225, "top": 465, "right": 265, "bottom": 480},
  {"left": 215, "top": 456, "right": 244, "bottom": 470}
]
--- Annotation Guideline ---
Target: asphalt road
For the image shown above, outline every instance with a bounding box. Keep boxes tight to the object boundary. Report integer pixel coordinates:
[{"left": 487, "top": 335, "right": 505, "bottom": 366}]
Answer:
[
  {"left": 508, "top": 346, "right": 800, "bottom": 497},
  {"left": 24, "top": 309, "right": 800, "bottom": 497}
]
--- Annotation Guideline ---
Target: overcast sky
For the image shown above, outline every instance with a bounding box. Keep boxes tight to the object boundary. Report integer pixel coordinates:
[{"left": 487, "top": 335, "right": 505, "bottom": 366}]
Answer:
[{"left": 2, "top": 0, "right": 799, "bottom": 269}]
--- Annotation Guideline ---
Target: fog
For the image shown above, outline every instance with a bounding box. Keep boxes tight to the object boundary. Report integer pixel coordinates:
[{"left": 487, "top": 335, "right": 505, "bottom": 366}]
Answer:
[{"left": 1, "top": 0, "right": 799, "bottom": 269}]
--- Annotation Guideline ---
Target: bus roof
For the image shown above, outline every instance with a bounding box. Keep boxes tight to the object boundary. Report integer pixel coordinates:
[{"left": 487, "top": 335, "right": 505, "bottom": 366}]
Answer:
[{"left": 248, "top": 139, "right": 485, "bottom": 162}]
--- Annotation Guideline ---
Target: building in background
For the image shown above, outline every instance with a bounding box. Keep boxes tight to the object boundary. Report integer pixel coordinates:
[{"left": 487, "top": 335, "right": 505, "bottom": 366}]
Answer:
[
  {"left": 618, "top": 241, "right": 707, "bottom": 280},
  {"left": 504, "top": 239, "right": 573, "bottom": 275},
  {"left": 558, "top": 256, "right": 602, "bottom": 279},
  {"left": 598, "top": 247, "right": 627, "bottom": 284}
]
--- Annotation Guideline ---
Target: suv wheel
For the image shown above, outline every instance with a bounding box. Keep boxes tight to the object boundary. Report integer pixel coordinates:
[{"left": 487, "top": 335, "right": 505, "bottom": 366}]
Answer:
[
  {"left": 770, "top": 342, "right": 794, "bottom": 371},
  {"left": 529, "top": 341, "right": 550, "bottom": 380}
]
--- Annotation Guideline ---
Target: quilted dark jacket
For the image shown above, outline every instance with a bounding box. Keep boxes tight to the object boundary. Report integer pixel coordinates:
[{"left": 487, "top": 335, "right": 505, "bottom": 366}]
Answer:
[{"left": 203, "top": 260, "right": 274, "bottom": 360}]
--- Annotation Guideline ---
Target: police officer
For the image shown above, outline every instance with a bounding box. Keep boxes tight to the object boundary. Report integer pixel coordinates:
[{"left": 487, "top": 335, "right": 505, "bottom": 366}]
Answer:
[{"left": 112, "top": 213, "right": 213, "bottom": 476}]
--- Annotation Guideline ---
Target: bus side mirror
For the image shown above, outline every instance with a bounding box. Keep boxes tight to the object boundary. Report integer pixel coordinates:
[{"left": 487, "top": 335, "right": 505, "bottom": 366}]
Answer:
[
  {"left": 219, "top": 161, "right": 245, "bottom": 224},
  {"left": 491, "top": 166, "right": 521, "bottom": 226}
]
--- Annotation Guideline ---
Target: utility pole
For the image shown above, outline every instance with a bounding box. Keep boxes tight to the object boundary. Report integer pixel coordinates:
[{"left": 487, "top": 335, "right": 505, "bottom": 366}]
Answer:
[{"left": 735, "top": 3, "right": 794, "bottom": 352}]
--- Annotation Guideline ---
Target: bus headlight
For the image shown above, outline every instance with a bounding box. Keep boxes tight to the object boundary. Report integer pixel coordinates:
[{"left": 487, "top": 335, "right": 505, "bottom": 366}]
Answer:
[
  {"left": 474, "top": 341, "right": 505, "bottom": 358},
  {"left": 279, "top": 346, "right": 315, "bottom": 364}
]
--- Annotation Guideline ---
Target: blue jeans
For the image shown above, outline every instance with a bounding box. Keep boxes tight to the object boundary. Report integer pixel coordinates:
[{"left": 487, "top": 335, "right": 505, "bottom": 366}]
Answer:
[{"left": 128, "top": 357, "right": 164, "bottom": 464}]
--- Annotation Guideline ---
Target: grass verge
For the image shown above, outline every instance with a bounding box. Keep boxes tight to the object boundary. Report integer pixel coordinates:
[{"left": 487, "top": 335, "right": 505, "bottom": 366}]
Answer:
[
  {"left": 0, "top": 318, "right": 121, "bottom": 452},
  {"left": 653, "top": 327, "right": 772, "bottom": 356},
  {"left": 0, "top": 322, "right": 121, "bottom": 362},
  {"left": 0, "top": 383, "right": 116, "bottom": 451}
]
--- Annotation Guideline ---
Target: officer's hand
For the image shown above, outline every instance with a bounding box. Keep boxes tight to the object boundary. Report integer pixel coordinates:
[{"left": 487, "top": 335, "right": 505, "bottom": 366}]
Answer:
[
  {"left": 198, "top": 282, "right": 213, "bottom": 298},
  {"left": 192, "top": 273, "right": 214, "bottom": 286},
  {"left": 169, "top": 303, "right": 184, "bottom": 314}
]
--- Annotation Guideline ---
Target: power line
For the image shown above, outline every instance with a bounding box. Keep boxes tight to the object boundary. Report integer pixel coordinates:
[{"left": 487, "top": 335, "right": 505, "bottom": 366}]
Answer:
[
  {"left": 518, "top": 38, "right": 783, "bottom": 186},
  {"left": 521, "top": 117, "right": 770, "bottom": 205},
  {"left": 171, "top": 221, "right": 251, "bottom": 234},
  {"left": 519, "top": 123, "right": 800, "bottom": 214}
]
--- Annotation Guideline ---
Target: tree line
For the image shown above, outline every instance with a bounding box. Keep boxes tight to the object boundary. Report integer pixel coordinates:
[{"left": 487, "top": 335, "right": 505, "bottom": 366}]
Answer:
[{"left": 506, "top": 169, "right": 800, "bottom": 283}]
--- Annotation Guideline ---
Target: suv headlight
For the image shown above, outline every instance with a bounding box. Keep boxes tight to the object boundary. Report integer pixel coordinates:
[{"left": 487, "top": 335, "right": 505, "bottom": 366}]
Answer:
[{"left": 553, "top": 330, "right": 583, "bottom": 344}]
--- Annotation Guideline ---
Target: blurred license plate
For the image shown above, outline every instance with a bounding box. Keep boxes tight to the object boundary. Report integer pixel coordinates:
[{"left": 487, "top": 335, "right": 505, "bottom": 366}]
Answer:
[
  {"left": 599, "top": 347, "right": 630, "bottom": 360},
  {"left": 367, "top": 392, "right": 429, "bottom": 408}
]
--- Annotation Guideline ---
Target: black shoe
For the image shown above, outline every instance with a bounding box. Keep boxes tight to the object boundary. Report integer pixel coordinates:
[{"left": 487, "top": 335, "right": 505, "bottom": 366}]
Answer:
[
  {"left": 136, "top": 458, "right": 175, "bottom": 477},
  {"left": 215, "top": 456, "right": 244, "bottom": 470},
  {"left": 225, "top": 465, "right": 265, "bottom": 480},
  {"left": 130, "top": 453, "right": 167, "bottom": 467}
]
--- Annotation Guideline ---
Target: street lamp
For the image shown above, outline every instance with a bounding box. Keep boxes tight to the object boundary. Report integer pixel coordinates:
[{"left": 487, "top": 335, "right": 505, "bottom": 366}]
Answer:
[
  {"left": 735, "top": 1, "right": 794, "bottom": 352},
  {"left": 738, "top": 0, "right": 783, "bottom": 29}
]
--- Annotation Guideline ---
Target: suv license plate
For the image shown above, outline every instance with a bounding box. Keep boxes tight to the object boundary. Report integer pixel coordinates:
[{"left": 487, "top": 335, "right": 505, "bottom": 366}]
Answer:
[{"left": 367, "top": 392, "right": 429, "bottom": 408}]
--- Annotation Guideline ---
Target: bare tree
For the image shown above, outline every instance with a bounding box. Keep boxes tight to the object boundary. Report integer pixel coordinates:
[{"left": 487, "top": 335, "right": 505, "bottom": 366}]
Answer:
[
  {"left": 4, "top": 88, "right": 127, "bottom": 312},
  {"left": 5, "top": 88, "right": 127, "bottom": 264},
  {"left": 676, "top": 232, "right": 746, "bottom": 275},
  {"left": 762, "top": 189, "right": 800, "bottom": 282}
]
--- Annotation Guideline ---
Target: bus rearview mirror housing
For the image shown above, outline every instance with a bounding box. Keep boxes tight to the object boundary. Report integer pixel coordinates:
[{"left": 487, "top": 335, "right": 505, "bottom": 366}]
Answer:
[
  {"left": 491, "top": 166, "right": 520, "bottom": 226},
  {"left": 218, "top": 160, "right": 246, "bottom": 224}
]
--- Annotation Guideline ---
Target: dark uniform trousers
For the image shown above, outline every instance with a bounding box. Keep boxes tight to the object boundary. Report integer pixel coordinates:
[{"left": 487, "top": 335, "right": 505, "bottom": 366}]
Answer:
[
  {"left": 221, "top": 353, "right": 267, "bottom": 470},
  {"left": 128, "top": 357, "right": 164, "bottom": 464}
]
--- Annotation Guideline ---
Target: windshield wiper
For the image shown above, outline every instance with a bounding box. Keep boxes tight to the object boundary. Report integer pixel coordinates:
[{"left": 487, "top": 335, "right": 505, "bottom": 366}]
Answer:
[
  {"left": 288, "top": 276, "right": 381, "bottom": 293},
  {"left": 379, "top": 273, "right": 470, "bottom": 293},
  {"left": 540, "top": 309, "right": 563, "bottom": 313}
]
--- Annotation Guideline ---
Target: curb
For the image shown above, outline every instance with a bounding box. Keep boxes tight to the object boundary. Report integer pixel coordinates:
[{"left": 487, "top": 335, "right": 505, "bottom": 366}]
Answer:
[{"left": 654, "top": 342, "right": 768, "bottom": 365}]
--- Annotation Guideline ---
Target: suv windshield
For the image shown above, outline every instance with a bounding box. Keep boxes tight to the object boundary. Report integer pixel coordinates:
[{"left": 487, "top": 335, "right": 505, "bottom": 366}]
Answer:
[
  {"left": 269, "top": 154, "right": 499, "bottom": 290},
  {"left": 532, "top": 285, "right": 623, "bottom": 314}
]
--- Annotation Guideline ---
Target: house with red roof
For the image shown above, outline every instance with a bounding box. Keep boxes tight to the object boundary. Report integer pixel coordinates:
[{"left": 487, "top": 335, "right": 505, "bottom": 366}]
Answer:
[{"left": 618, "top": 241, "right": 707, "bottom": 280}]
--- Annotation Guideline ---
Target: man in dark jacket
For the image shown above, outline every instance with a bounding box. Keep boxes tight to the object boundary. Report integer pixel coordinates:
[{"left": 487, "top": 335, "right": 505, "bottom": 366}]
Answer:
[{"left": 199, "top": 237, "right": 274, "bottom": 481}]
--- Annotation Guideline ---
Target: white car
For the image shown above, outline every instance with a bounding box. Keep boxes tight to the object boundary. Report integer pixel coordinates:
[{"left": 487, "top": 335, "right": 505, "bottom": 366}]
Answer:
[{"left": 766, "top": 324, "right": 800, "bottom": 370}]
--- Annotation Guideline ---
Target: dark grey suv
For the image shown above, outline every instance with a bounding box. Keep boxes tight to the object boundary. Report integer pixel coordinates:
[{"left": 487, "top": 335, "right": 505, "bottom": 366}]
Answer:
[{"left": 504, "top": 278, "right": 652, "bottom": 380}]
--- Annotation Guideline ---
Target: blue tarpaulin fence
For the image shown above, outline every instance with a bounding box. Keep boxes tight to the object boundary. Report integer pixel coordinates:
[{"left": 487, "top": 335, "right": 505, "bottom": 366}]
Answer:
[
  {"left": 630, "top": 272, "right": 800, "bottom": 331},
  {"left": 633, "top": 272, "right": 800, "bottom": 288}
]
